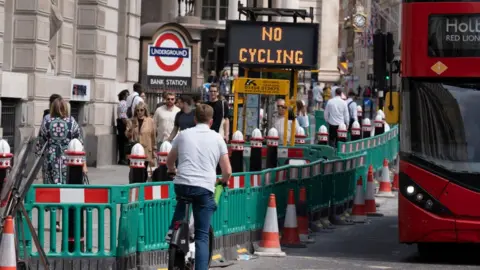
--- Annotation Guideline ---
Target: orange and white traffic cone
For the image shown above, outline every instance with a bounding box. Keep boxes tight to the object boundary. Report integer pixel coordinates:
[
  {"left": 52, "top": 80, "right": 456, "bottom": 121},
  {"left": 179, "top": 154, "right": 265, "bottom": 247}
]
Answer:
[
  {"left": 281, "top": 189, "right": 306, "bottom": 248},
  {"left": 0, "top": 216, "right": 17, "bottom": 270},
  {"left": 297, "top": 187, "right": 314, "bottom": 243},
  {"left": 254, "top": 194, "right": 286, "bottom": 257},
  {"left": 365, "top": 165, "right": 384, "bottom": 217},
  {"left": 376, "top": 159, "right": 394, "bottom": 197},
  {"left": 351, "top": 176, "right": 367, "bottom": 223},
  {"left": 392, "top": 157, "right": 399, "bottom": 191}
]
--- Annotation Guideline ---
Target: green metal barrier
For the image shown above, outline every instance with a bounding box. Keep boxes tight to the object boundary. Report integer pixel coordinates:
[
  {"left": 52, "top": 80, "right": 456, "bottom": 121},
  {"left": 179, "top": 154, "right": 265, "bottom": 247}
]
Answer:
[{"left": 20, "top": 127, "right": 398, "bottom": 269}]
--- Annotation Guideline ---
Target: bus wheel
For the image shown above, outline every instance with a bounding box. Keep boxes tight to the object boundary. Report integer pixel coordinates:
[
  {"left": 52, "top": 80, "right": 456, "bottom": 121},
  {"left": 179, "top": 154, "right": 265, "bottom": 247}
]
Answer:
[{"left": 417, "top": 243, "right": 439, "bottom": 260}]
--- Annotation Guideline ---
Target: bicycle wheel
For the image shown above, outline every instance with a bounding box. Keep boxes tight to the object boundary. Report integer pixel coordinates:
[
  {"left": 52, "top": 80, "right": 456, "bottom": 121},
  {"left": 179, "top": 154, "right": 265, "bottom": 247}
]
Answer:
[{"left": 168, "top": 245, "right": 186, "bottom": 270}]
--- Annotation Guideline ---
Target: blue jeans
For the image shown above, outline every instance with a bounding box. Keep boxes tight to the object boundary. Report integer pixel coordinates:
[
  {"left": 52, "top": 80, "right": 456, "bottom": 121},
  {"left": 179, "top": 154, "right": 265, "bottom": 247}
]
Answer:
[{"left": 170, "top": 184, "right": 217, "bottom": 270}]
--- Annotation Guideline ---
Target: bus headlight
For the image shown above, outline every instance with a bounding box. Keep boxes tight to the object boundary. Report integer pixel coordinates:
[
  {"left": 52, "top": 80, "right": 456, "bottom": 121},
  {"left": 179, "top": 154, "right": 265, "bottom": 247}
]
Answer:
[
  {"left": 406, "top": 185, "right": 415, "bottom": 195},
  {"left": 416, "top": 193, "right": 423, "bottom": 201}
]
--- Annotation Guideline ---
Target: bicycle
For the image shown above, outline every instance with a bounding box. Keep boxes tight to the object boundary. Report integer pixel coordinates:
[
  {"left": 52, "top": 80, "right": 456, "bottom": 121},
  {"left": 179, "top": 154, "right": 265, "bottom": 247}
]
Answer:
[{"left": 167, "top": 174, "right": 226, "bottom": 270}]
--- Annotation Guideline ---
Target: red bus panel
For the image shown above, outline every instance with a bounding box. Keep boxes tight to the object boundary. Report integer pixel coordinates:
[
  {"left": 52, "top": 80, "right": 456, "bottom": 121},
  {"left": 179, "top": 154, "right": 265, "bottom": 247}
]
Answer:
[{"left": 402, "top": 2, "right": 480, "bottom": 77}]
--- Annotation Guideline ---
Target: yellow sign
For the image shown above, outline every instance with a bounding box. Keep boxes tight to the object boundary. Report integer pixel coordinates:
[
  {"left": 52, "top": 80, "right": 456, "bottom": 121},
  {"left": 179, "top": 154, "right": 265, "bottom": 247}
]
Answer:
[
  {"left": 431, "top": 61, "right": 448, "bottom": 75},
  {"left": 233, "top": 78, "right": 289, "bottom": 96}
]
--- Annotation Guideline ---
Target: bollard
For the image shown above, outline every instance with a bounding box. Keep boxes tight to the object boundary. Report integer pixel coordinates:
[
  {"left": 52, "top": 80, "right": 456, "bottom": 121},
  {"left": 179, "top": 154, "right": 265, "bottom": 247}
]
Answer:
[
  {"left": 295, "top": 127, "right": 306, "bottom": 145},
  {"left": 374, "top": 114, "right": 385, "bottom": 136},
  {"left": 362, "top": 118, "right": 372, "bottom": 138},
  {"left": 266, "top": 128, "right": 279, "bottom": 169},
  {"left": 129, "top": 143, "right": 147, "bottom": 184},
  {"left": 337, "top": 123, "right": 348, "bottom": 143},
  {"left": 317, "top": 125, "right": 328, "bottom": 145},
  {"left": 64, "top": 138, "right": 86, "bottom": 252},
  {"left": 152, "top": 141, "right": 172, "bottom": 182},
  {"left": 249, "top": 128, "right": 263, "bottom": 172},
  {"left": 350, "top": 121, "right": 362, "bottom": 141},
  {"left": 230, "top": 130, "right": 245, "bottom": 173},
  {"left": 0, "top": 139, "right": 12, "bottom": 202},
  {"left": 357, "top": 105, "right": 363, "bottom": 126}
]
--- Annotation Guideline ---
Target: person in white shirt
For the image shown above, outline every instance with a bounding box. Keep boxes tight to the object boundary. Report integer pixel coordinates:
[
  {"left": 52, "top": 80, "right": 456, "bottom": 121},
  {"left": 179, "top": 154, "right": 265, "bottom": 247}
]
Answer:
[
  {"left": 345, "top": 90, "right": 358, "bottom": 131},
  {"left": 153, "top": 92, "right": 180, "bottom": 149},
  {"left": 125, "top": 83, "right": 144, "bottom": 118},
  {"left": 166, "top": 104, "right": 231, "bottom": 270},
  {"left": 324, "top": 87, "right": 350, "bottom": 147},
  {"left": 273, "top": 99, "right": 301, "bottom": 145},
  {"left": 312, "top": 82, "right": 324, "bottom": 110}
]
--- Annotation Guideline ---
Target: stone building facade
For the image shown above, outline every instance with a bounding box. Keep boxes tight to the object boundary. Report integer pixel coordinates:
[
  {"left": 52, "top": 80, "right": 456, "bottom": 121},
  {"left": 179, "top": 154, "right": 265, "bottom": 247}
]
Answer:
[
  {"left": 0, "top": 0, "right": 141, "bottom": 166},
  {"left": 140, "top": 0, "right": 341, "bottom": 85}
]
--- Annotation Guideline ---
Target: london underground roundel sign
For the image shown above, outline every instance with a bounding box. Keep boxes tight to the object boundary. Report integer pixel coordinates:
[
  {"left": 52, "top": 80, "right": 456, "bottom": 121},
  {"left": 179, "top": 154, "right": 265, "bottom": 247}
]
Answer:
[{"left": 147, "top": 30, "right": 192, "bottom": 87}]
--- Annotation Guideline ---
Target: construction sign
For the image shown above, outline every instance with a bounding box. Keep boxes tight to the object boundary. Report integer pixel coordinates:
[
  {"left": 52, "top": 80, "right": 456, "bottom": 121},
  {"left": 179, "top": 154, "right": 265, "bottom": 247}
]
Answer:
[{"left": 234, "top": 78, "right": 290, "bottom": 96}]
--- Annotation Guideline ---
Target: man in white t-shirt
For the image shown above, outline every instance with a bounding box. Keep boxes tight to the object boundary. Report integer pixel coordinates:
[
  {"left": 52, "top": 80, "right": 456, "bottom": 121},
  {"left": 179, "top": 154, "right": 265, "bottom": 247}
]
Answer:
[
  {"left": 166, "top": 104, "right": 232, "bottom": 270},
  {"left": 153, "top": 92, "right": 180, "bottom": 149},
  {"left": 125, "top": 83, "right": 144, "bottom": 117},
  {"left": 273, "top": 99, "right": 301, "bottom": 145}
]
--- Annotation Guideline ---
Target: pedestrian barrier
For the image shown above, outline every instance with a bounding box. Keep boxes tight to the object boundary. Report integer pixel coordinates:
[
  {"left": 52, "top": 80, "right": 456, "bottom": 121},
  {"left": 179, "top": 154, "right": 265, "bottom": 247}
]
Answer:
[{"left": 18, "top": 125, "right": 399, "bottom": 269}]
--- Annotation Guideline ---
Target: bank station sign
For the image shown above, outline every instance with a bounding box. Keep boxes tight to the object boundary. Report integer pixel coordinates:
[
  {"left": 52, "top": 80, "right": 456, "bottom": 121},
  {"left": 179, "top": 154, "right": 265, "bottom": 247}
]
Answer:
[
  {"left": 147, "top": 30, "right": 192, "bottom": 87},
  {"left": 429, "top": 14, "right": 480, "bottom": 57},
  {"left": 226, "top": 21, "right": 319, "bottom": 68}
]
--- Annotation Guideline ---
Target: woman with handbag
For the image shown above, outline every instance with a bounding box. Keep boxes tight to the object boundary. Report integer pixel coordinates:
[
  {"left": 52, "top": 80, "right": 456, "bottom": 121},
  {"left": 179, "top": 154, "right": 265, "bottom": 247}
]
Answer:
[
  {"left": 36, "top": 97, "right": 87, "bottom": 231},
  {"left": 126, "top": 102, "right": 157, "bottom": 183}
]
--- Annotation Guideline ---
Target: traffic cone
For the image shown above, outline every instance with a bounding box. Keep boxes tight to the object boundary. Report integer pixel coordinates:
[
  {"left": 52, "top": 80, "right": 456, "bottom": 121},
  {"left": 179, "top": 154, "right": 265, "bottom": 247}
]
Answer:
[
  {"left": 392, "top": 158, "right": 399, "bottom": 191},
  {"left": 0, "top": 216, "right": 17, "bottom": 270},
  {"left": 281, "top": 189, "right": 306, "bottom": 248},
  {"left": 365, "top": 166, "right": 384, "bottom": 217},
  {"left": 254, "top": 194, "right": 286, "bottom": 257},
  {"left": 297, "top": 187, "right": 315, "bottom": 243},
  {"left": 351, "top": 177, "right": 367, "bottom": 223},
  {"left": 376, "top": 159, "right": 394, "bottom": 197}
]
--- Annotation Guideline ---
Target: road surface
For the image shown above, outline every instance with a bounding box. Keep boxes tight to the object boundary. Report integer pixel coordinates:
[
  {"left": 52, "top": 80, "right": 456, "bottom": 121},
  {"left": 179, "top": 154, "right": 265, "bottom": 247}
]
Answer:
[{"left": 226, "top": 196, "right": 480, "bottom": 270}]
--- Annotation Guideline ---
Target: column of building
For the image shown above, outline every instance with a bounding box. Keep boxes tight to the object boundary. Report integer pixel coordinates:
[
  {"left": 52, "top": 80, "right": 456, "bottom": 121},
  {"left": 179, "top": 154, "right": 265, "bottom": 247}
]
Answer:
[
  {"left": 76, "top": 0, "right": 120, "bottom": 166},
  {"left": 318, "top": 0, "right": 340, "bottom": 82}
]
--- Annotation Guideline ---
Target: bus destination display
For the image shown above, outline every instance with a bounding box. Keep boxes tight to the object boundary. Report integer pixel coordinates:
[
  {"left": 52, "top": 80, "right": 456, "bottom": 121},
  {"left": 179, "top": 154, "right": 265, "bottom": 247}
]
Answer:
[
  {"left": 429, "top": 14, "right": 480, "bottom": 57},
  {"left": 226, "top": 21, "right": 319, "bottom": 68}
]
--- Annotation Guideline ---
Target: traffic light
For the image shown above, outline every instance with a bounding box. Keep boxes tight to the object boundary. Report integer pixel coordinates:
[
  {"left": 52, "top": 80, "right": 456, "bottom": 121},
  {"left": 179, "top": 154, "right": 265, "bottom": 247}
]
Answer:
[
  {"left": 385, "top": 75, "right": 390, "bottom": 80},
  {"left": 386, "top": 32, "right": 394, "bottom": 63},
  {"left": 373, "top": 31, "right": 386, "bottom": 90}
]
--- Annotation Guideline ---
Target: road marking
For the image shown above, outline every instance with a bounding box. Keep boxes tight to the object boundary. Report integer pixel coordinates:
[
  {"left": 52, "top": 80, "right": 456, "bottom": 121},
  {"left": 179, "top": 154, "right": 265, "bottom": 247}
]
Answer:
[{"left": 368, "top": 266, "right": 392, "bottom": 269}]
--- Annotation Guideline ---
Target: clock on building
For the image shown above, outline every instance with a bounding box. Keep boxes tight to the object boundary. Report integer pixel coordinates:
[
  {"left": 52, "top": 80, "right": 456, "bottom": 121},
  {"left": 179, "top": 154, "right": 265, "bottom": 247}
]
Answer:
[{"left": 353, "top": 14, "right": 366, "bottom": 29}]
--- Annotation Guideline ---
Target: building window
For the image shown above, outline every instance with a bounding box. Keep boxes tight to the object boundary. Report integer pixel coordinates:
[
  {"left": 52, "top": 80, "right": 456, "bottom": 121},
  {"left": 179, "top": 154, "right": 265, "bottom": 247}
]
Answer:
[
  {"left": 219, "top": 0, "right": 228, "bottom": 20},
  {"left": 202, "top": 0, "right": 229, "bottom": 21},
  {"left": 202, "top": 0, "right": 216, "bottom": 20}
]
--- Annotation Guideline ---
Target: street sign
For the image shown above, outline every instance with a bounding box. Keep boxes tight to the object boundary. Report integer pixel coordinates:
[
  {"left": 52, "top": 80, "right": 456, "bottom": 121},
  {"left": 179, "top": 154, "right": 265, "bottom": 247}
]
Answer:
[
  {"left": 226, "top": 21, "right": 319, "bottom": 68},
  {"left": 234, "top": 78, "right": 290, "bottom": 95},
  {"left": 147, "top": 30, "right": 192, "bottom": 87}
]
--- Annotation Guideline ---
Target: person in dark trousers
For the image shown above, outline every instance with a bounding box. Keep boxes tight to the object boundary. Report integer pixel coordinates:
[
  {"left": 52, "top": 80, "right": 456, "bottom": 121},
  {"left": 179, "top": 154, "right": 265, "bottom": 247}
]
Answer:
[
  {"left": 324, "top": 87, "right": 349, "bottom": 147},
  {"left": 43, "top": 94, "right": 62, "bottom": 118},
  {"left": 117, "top": 90, "right": 130, "bottom": 165},
  {"left": 207, "top": 84, "right": 230, "bottom": 175},
  {"left": 166, "top": 95, "right": 196, "bottom": 142},
  {"left": 346, "top": 90, "right": 358, "bottom": 131}
]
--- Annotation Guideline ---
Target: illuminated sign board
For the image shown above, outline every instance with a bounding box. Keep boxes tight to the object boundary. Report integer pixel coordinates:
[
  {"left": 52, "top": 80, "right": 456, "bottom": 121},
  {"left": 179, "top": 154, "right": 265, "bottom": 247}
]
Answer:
[
  {"left": 226, "top": 21, "right": 319, "bottom": 68},
  {"left": 234, "top": 78, "right": 290, "bottom": 95},
  {"left": 429, "top": 14, "right": 480, "bottom": 57}
]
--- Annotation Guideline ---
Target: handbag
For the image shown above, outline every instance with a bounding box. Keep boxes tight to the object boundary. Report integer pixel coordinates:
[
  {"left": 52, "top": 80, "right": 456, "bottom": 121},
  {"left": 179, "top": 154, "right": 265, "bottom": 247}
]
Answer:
[{"left": 83, "top": 173, "right": 90, "bottom": 185}]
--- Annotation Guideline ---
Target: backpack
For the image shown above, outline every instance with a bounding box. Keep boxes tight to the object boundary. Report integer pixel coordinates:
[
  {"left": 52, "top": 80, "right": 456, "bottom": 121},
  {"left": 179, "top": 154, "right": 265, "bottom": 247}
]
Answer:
[{"left": 126, "top": 95, "right": 138, "bottom": 118}]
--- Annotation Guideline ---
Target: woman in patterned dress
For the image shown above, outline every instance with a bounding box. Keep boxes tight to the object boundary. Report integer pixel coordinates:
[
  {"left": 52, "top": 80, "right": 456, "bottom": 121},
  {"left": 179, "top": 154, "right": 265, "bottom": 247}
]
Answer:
[{"left": 36, "top": 97, "right": 86, "bottom": 185}]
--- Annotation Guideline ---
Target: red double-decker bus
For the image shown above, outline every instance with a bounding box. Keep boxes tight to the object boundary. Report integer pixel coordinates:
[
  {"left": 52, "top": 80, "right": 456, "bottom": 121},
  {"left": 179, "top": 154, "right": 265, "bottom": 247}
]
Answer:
[{"left": 399, "top": 0, "right": 480, "bottom": 254}]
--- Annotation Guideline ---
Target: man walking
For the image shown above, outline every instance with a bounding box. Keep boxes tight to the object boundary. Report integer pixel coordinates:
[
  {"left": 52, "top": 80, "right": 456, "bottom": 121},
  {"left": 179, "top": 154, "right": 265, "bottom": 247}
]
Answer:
[
  {"left": 207, "top": 84, "right": 230, "bottom": 142},
  {"left": 125, "top": 83, "right": 144, "bottom": 117},
  {"left": 346, "top": 90, "right": 358, "bottom": 131},
  {"left": 153, "top": 92, "right": 180, "bottom": 149},
  {"left": 324, "top": 87, "right": 349, "bottom": 147},
  {"left": 166, "top": 95, "right": 196, "bottom": 142}
]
